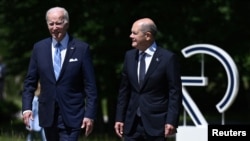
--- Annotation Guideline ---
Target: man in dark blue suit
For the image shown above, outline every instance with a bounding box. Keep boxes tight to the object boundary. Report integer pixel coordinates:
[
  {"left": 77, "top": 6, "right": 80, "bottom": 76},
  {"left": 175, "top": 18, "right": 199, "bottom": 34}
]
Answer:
[
  {"left": 22, "top": 7, "right": 98, "bottom": 141},
  {"left": 114, "top": 18, "right": 183, "bottom": 141}
]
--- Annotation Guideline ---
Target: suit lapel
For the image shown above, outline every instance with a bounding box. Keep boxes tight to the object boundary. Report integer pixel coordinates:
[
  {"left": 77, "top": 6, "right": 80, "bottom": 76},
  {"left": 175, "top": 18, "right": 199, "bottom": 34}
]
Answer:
[
  {"left": 59, "top": 37, "right": 76, "bottom": 79},
  {"left": 42, "top": 38, "right": 56, "bottom": 81},
  {"left": 134, "top": 51, "right": 140, "bottom": 88},
  {"left": 141, "top": 48, "right": 162, "bottom": 88},
  {"left": 127, "top": 50, "right": 140, "bottom": 89}
]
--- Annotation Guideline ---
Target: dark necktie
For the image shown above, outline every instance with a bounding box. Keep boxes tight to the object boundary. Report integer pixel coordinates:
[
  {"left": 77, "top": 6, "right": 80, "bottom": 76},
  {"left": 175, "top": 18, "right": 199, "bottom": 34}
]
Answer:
[
  {"left": 53, "top": 43, "right": 62, "bottom": 80},
  {"left": 139, "top": 52, "right": 146, "bottom": 85},
  {"left": 137, "top": 52, "right": 146, "bottom": 116}
]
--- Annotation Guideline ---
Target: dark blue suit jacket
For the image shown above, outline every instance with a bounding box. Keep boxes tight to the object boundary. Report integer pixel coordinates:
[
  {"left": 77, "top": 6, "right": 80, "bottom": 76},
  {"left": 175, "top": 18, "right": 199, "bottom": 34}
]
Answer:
[
  {"left": 115, "top": 46, "right": 182, "bottom": 136},
  {"left": 22, "top": 36, "right": 98, "bottom": 128}
]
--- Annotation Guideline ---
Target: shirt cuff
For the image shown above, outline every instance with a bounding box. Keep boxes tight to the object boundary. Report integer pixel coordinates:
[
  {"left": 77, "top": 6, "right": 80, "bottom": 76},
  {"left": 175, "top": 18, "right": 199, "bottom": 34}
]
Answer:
[{"left": 23, "top": 110, "right": 32, "bottom": 115}]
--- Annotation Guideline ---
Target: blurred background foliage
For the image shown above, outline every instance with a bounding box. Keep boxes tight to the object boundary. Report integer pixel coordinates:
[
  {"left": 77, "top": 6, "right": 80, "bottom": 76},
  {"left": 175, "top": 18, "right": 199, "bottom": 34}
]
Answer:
[{"left": 0, "top": 0, "right": 250, "bottom": 139}]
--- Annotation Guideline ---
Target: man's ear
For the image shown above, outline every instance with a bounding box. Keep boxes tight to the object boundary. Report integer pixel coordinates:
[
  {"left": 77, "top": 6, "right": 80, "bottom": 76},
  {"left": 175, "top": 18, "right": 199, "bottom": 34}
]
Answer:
[
  {"left": 145, "top": 32, "right": 152, "bottom": 40},
  {"left": 65, "top": 22, "right": 70, "bottom": 29}
]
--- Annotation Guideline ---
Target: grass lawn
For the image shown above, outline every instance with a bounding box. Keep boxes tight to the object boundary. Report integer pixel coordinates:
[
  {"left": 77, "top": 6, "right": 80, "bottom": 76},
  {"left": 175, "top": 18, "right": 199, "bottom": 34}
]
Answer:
[
  {"left": 0, "top": 119, "right": 176, "bottom": 141},
  {"left": 0, "top": 119, "right": 121, "bottom": 141}
]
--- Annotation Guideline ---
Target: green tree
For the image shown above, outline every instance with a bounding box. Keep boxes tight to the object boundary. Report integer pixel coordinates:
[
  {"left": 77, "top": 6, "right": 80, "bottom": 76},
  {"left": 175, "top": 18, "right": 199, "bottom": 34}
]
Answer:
[{"left": 0, "top": 0, "right": 250, "bottom": 137}]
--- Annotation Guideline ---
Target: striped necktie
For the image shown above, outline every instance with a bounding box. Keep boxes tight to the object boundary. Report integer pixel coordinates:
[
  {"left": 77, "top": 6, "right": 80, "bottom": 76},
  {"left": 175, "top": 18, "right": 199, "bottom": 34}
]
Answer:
[{"left": 53, "top": 43, "right": 62, "bottom": 80}]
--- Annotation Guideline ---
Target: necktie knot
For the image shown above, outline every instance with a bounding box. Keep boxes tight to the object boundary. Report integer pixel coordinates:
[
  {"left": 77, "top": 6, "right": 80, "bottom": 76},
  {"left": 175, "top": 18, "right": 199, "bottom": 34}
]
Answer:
[
  {"left": 55, "top": 42, "right": 62, "bottom": 51},
  {"left": 140, "top": 52, "right": 146, "bottom": 60}
]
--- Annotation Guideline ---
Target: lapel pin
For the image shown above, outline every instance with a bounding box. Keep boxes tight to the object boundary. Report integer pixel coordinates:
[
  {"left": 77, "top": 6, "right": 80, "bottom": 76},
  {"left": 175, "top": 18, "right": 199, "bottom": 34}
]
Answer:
[{"left": 156, "top": 58, "right": 159, "bottom": 62}]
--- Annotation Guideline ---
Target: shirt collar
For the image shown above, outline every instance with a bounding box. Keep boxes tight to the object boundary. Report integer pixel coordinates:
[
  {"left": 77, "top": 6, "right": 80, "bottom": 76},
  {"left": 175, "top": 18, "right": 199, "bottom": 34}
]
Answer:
[
  {"left": 139, "top": 42, "right": 157, "bottom": 56},
  {"left": 52, "top": 33, "right": 69, "bottom": 49}
]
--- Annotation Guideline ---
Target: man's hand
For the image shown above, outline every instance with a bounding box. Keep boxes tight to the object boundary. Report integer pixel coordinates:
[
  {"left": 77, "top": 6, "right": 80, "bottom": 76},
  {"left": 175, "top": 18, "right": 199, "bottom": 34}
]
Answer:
[
  {"left": 165, "top": 124, "right": 177, "bottom": 137},
  {"left": 81, "top": 117, "right": 94, "bottom": 136},
  {"left": 114, "top": 122, "right": 124, "bottom": 138},
  {"left": 22, "top": 111, "right": 33, "bottom": 130}
]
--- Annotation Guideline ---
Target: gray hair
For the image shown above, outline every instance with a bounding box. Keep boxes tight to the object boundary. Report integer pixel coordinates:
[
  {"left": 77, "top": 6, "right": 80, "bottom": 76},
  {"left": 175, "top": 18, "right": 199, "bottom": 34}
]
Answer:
[
  {"left": 141, "top": 23, "right": 157, "bottom": 37},
  {"left": 45, "top": 7, "right": 69, "bottom": 23}
]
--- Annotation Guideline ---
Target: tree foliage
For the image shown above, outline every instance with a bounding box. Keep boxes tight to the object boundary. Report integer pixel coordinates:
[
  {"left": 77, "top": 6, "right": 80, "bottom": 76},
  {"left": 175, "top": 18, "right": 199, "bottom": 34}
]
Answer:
[{"left": 0, "top": 0, "right": 250, "bottom": 135}]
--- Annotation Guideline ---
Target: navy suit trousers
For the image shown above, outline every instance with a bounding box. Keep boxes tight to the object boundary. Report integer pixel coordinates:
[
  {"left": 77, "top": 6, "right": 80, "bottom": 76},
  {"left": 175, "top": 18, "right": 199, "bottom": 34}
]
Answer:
[
  {"left": 124, "top": 116, "right": 166, "bottom": 141},
  {"left": 44, "top": 104, "right": 81, "bottom": 141}
]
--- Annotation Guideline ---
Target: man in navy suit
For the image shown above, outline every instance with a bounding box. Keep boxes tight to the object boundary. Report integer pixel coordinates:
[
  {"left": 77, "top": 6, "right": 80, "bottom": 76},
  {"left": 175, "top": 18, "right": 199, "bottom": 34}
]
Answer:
[
  {"left": 114, "top": 18, "right": 183, "bottom": 141},
  {"left": 22, "top": 7, "right": 98, "bottom": 141}
]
